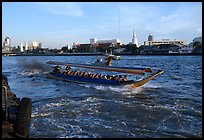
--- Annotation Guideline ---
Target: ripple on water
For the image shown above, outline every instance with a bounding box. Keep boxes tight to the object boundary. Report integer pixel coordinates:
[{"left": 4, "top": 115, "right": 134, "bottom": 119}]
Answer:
[{"left": 3, "top": 55, "right": 202, "bottom": 138}]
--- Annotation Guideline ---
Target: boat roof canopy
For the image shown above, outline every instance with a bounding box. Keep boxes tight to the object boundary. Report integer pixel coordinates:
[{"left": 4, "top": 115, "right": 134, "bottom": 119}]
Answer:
[{"left": 47, "top": 60, "right": 152, "bottom": 74}]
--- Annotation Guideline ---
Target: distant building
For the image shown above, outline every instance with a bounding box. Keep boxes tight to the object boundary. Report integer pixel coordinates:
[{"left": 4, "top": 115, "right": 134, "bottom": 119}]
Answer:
[
  {"left": 2, "top": 36, "right": 11, "bottom": 52},
  {"left": 3, "top": 37, "right": 11, "bottom": 47},
  {"left": 25, "top": 42, "right": 28, "bottom": 51},
  {"left": 72, "top": 42, "right": 80, "bottom": 49},
  {"left": 140, "top": 43, "right": 180, "bottom": 54},
  {"left": 39, "top": 43, "right": 42, "bottom": 48},
  {"left": 20, "top": 42, "right": 24, "bottom": 52},
  {"left": 148, "top": 34, "right": 153, "bottom": 41},
  {"left": 95, "top": 43, "right": 113, "bottom": 52},
  {"left": 193, "top": 36, "right": 202, "bottom": 45},
  {"left": 72, "top": 38, "right": 122, "bottom": 53},
  {"left": 76, "top": 44, "right": 91, "bottom": 53},
  {"left": 144, "top": 34, "right": 186, "bottom": 46},
  {"left": 184, "top": 36, "right": 202, "bottom": 54},
  {"left": 90, "top": 38, "right": 122, "bottom": 45},
  {"left": 90, "top": 38, "right": 97, "bottom": 44},
  {"left": 182, "top": 36, "right": 202, "bottom": 50},
  {"left": 179, "top": 45, "right": 193, "bottom": 53},
  {"left": 32, "top": 41, "right": 38, "bottom": 49}
]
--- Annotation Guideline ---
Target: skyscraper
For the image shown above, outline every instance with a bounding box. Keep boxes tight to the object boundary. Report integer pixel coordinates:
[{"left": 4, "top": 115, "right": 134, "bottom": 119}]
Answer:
[
  {"left": 20, "top": 42, "right": 24, "bottom": 52},
  {"left": 132, "top": 31, "right": 139, "bottom": 47},
  {"left": 25, "top": 42, "right": 28, "bottom": 51},
  {"left": 3, "top": 37, "right": 10, "bottom": 46},
  {"left": 3, "top": 37, "right": 11, "bottom": 51}
]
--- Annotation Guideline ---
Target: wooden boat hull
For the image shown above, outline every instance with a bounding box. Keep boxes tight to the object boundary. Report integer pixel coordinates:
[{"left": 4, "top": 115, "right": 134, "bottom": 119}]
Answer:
[{"left": 47, "top": 70, "right": 163, "bottom": 88}]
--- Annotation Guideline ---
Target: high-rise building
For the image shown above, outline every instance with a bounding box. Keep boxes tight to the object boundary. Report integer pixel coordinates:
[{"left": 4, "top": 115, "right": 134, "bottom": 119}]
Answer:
[
  {"left": 2, "top": 37, "right": 11, "bottom": 52},
  {"left": 38, "top": 43, "right": 42, "bottom": 48},
  {"left": 20, "top": 42, "right": 24, "bottom": 52},
  {"left": 148, "top": 34, "right": 153, "bottom": 41},
  {"left": 3, "top": 37, "right": 10, "bottom": 47},
  {"left": 25, "top": 42, "right": 28, "bottom": 51},
  {"left": 32, "top": 41, "right": 38, "bottom": 49},
  {"left": 132, "top": 31, "right": 139, "bottom": 47}
]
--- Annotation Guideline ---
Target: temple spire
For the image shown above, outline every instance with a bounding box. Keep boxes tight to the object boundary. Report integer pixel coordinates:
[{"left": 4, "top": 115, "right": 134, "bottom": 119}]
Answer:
[{"left": 132, "top": 30, "right": 139, "bottom": 47}]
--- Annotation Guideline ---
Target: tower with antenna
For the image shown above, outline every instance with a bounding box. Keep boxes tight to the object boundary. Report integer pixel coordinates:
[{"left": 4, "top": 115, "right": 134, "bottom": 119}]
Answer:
[{"left": 132, "top": 30, "right": 139, "bottom": 47}]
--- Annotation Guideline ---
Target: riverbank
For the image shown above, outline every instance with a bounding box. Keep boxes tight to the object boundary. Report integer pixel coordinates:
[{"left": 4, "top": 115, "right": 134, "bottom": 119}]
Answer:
[{"left": 2, "top": 52, "right": 202, "bottom": 56}]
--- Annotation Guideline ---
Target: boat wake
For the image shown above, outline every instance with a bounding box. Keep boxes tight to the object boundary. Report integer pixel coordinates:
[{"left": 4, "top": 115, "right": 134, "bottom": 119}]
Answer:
[
  {"left": 142, "top": 82, "right": 162, "bottom": 89},
  {"left": 81, "top": 84, "right": 144, "bottom": 95},
  {"left": 19, "top": 70, "right": 49, "bottom": 78}
]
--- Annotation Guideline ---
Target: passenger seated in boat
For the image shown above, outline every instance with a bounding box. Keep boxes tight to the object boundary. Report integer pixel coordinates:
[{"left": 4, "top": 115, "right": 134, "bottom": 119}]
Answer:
[
  {"left": 123, "top": 75, "right": 128, "bottom": 81},
  {"left": 92, "top": 73, "right": 96, "bottom": 77},
  {"left": 103, "top": 75, "right": 107, "bottom": 79},
  {"left": 76, "top": 71, "right": 80, "bottom": 75},
  {"left": 65, "top": 66, "right": 71, "bottom": 72},
  {"left": 94, "top": 74, "right": 99, "bottom": 78},
  {"left": 80, "top": 72, "right": 83, "bottom": 76},
  {"left": 67, "top": 71, "right": 72, "bottom": 75},
  {"left": 109, "top": 76, "right": 114, "bottom": 80},
  {"left": 90, "top": 74, "right": 94, "bottom": 78},
  {"left": 79, "top": 71, "right": 83, "bottom": 76},
  {"left": 53, "top": 65, "right": 62, "bottom": 73},
  {"left": 114, "top": 75, "right": 119, "bottom": 80},
  {"left": 119, "top": 75, "right": 123, "bottom": 81},
  {"left": 81, "top": 72, "right": 86, "bottom": 77},
  {"left": 99, "top": 74, "right": 102, "bottom": 78},
  {"left": 73, "top": 71, "right": 78, "bottom": 75},
  {"left": 106, "top": 75, "right": 110, "bottom": 80},
  {"left": 70, "top": 71, "right": 75, "bottom": 75}
]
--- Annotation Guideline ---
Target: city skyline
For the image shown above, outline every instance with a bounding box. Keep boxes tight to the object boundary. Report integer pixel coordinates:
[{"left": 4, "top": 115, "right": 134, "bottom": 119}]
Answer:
[{"left": 2, "top": 2, "right": 202, "bottom": 49}]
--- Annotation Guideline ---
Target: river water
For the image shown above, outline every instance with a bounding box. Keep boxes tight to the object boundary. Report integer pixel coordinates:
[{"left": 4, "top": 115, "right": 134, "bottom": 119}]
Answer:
[{"left": 2, "top": 55, "right": 202, "bottom": 138}]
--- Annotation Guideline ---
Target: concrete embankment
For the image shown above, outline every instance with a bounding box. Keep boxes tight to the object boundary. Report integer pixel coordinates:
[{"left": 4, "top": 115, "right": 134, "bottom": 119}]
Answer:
[{"left": 2, "top": 74, "right": 32, "bottom": 138}]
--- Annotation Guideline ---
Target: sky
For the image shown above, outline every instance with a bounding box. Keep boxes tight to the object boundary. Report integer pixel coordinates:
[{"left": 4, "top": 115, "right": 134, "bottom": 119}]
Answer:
[{"left": 2, "top": 2, "right": 202, "bottom": 49}]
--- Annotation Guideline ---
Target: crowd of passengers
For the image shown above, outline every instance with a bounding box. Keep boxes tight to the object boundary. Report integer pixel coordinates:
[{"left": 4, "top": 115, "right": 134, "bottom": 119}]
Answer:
[{"left": 53, "top": 66, "right": 129, "bottom": 82}]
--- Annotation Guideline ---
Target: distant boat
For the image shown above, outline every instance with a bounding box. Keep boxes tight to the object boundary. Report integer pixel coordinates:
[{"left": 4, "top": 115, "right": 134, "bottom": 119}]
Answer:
[
  {"left": 104, "top": 50, "right": 121, "bottom": 60},
  {"left": 92, "top": 56, "right": 112, "bottom": 66},
  {"left": 46, "top": 60, "right": 164, "bottom": 88}
]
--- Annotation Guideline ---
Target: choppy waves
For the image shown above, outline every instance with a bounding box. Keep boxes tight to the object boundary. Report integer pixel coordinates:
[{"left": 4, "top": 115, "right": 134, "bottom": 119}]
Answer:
[{"left": 3, "top": 55, "right": 202, "bottom": 138}]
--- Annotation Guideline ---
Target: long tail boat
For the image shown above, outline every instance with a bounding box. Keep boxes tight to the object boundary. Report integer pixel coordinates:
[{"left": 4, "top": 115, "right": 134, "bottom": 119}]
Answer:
[{"left": 46, "top": 61, "right": 164, "bottom": 88}]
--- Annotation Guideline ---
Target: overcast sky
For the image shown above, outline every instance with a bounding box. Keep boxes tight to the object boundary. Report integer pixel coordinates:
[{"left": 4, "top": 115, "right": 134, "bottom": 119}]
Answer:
[{"left": 2, "top": 2, "right": 202, "bottom": 49}]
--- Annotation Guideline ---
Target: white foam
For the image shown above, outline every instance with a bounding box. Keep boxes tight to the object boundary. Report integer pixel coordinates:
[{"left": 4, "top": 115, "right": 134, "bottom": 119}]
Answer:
[
  {"left": 142, "top": 82, "right": 162, "bottom": 89},
  {"left": 44, "top": 102, "right": 67, "bottom": 108},
  {"left": 31, "top": 112, "right": 53, "bottom": 117},
  {"left": 122, "top": 87, "right": 143, "bottom": 95}
]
